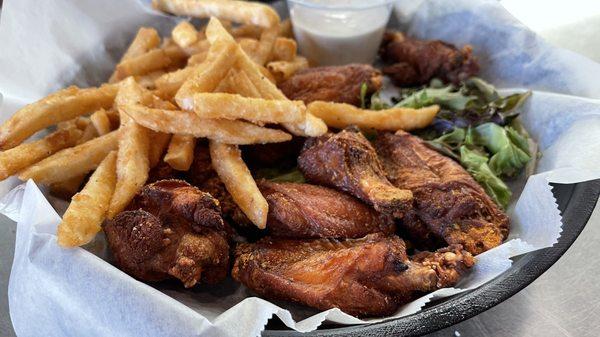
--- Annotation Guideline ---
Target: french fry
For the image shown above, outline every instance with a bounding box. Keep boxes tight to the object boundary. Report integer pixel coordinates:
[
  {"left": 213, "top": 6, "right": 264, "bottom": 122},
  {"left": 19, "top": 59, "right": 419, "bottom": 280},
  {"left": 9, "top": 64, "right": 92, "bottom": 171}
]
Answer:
[
  {"left": 267, "top": 56, "right": 309, "bottom": 82},
  {"left": 115, "top": 45, "right": 187, "bottom": 80},
  {"left": 164, "top": 135, "right": 196, "bottom": 171},
  {"left": 0, "top": 84, "right": 117, "bottom": 150},
  {"left": 48, "top": 122, "right": 99, "bottom": 198},
  {"left": 57, "top": 151, "right": 117, "bottom": 247},
  {"left": 192, "top": 93, "right": 305, "bottom": 123},
  {"left": 307, "top": 101, "right": 440, "bottom": 131},
  {"left": 108, "top": 78, "right": 152, "bottom": 218},
  {"left": 109, "top": 27, "right": 161, "bottom": 83},
  {"left": 237, "top": 38, "right": 260, "bottom": 60},
  {"left": 153, "top": 0, "right": 280, "bottom": 28},
  {"left": 206, "top": 17, "right": 327, "bottom": 137},
  {"left": 175, "top": 39, "right": 238, "bottom": 109},
  {"left": 271, "top": 37, "right": 297, "bottom": 62},
  {"left": 208, "top": 141, "right": 267, "bottom": 228},
  {"left": 122, "top": 104, "right": 292, "bottom": 144},
  {"left": 0, "top": 126, "right": 83, "bottom": 181},
  {"left": 154, "top": 64, "right": 200, "bottom": 99},
  {"left": 136, "top": 70, "right": 166, "bottom": 90},
  {"left": 231, "top": 24, "right": 263, "bottom": 39},
  {"left": 187, "top": 51, "right": 208, "bottom": 65},
  {"left": 148, "top": 132, "right": 172, "bottom": 168},
  {"left": 19, "top": 130, "right": 120, "bottom": 185},
  {"left": 254, "top": 24, "right": 279, "bottom": 65},
  {"left": 90, "top": 109, "right": 112, "bottom": 135},
  {"left": 172, "top": 21, "right": 199, "bottom": 48},
  {"left": 279, "top": 19, "right": 293, "bottom": 38}
]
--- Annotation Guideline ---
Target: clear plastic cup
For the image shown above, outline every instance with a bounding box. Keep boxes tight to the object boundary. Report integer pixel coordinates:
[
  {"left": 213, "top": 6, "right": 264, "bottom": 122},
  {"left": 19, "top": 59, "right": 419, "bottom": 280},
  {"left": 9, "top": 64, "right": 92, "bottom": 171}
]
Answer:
[{"left": 286, "top": 0, "right": 395, "bottom": 66}]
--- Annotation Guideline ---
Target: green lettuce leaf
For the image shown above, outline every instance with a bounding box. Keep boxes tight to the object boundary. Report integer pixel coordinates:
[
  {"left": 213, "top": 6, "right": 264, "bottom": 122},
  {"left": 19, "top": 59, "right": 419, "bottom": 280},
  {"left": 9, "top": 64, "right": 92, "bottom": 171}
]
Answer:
[
  {"left": 460, "top": 146, "right": 511, "bottom": 208},
  {"left": 473, "top": 123, "right": 531, "bottom": 176},
  {"left": 396, "top": 86, "right": 477, "bottom": 110}
]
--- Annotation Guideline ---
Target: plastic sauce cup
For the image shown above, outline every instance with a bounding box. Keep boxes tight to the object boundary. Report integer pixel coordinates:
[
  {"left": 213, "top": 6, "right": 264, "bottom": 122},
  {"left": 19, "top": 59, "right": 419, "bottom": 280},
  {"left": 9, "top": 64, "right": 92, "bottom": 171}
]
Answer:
[{"left": 287, "top": 0, "right": 395, "bottom": 66}]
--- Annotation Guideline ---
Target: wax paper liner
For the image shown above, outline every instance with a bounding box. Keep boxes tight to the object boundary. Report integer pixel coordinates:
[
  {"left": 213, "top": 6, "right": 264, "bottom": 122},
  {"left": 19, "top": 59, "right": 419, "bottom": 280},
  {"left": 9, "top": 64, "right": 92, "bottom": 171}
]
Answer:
[{"left": 1, "top": 0, "right": 600, "bottom": 336}]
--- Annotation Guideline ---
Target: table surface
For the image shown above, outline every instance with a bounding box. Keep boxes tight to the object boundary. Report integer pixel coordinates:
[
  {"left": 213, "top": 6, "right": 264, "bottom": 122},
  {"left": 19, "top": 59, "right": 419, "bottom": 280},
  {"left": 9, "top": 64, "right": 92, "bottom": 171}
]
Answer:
[{"left": 2, "top": 2, "right": 600, "bottom": 337}]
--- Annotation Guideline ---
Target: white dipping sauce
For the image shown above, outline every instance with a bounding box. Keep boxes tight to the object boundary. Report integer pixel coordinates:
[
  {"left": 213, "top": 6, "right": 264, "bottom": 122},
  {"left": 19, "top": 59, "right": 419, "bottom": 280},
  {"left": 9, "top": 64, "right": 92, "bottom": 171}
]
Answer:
[{"left": 290, "top": 2, "right": 392, "bottom": 66}]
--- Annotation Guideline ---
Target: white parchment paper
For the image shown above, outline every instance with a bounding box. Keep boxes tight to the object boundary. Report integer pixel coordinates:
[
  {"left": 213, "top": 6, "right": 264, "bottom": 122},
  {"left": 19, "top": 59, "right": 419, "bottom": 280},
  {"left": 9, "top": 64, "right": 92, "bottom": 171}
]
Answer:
[{"left": 2, "top": 0, "right": 600, "bottom": 336}]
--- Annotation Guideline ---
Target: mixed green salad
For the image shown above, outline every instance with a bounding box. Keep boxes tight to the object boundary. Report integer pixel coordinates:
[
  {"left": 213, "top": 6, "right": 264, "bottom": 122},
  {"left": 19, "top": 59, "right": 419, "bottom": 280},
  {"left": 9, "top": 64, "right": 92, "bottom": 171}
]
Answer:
[{"left": 362, "top": 77, "right": 535, "bottom": 208}]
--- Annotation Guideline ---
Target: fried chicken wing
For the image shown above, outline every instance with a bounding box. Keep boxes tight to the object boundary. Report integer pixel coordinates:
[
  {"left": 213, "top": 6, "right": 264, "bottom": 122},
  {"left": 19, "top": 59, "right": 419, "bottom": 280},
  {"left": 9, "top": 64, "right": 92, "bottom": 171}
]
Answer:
[
  {"left": 103, "top": 180, "right": 230, "bottom": 287},
  {"left": 278, "top": 64, "right": 382, "bottom": 105},
  {"left": 298, "top": 128, "right": 413, "bottom": 218},
  {"left": 375, "top": 131, "right": 509, "bottom": 254},
  {"left": 258, "top": 180, "right": 394, "bottom": 239},
  {"left": 379, "top": 31, "right": 479, "bottom": 87},
  {"left": 233, "top": 233, "right": 473, "bottom": 317}
]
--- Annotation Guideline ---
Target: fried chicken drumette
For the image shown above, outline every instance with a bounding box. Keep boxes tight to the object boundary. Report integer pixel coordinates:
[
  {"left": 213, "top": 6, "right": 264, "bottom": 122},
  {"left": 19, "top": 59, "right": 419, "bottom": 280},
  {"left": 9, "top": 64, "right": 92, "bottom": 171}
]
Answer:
[{"left": 103, "top": 179, "right": 230, "bottom": 287}]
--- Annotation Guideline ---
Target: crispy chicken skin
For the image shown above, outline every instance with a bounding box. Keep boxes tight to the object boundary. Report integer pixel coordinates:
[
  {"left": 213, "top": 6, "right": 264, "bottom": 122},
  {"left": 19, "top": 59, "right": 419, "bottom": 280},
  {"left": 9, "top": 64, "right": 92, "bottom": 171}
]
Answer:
[
  {"left": 258, "top": 180, "right": 395, "bottom": 239},
  {"left": 103, "top": 180, "right": 230, "bottom": 287},
  {"left": 298, "top": 128, "right": 413, "bottom": 218},
  {"left": 232, "top": 233, "right": 473, "bottom": 317},
  {"left": 278, "top": 64, "right": 382, "bottom": 106},
  {"left": 379, "top": 31, "right": 480, "bottom": 87},
  {"left": 375, "top": 131, "right": 509, "bottom": 255}
]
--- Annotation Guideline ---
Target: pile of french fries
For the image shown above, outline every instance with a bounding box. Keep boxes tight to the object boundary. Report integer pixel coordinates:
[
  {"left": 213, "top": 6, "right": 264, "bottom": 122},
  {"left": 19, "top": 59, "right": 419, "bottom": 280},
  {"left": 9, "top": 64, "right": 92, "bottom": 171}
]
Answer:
[{"left": 0, "top": 0, "right": 438, "bottom": 249}]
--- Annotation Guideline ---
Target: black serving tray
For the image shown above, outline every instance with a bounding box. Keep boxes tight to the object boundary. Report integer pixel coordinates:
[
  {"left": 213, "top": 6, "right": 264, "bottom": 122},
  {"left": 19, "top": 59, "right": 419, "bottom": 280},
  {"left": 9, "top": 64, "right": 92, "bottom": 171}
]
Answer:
[{"left": 262, "top": 180, "right": 600, "bottom": 336}]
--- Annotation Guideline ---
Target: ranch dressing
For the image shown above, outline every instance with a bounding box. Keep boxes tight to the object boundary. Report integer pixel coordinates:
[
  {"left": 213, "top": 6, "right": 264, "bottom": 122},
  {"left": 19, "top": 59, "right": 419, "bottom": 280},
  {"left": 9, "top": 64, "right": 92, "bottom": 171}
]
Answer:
[{"left": 288, "top": 0, "right": 394, "bottom": 66}]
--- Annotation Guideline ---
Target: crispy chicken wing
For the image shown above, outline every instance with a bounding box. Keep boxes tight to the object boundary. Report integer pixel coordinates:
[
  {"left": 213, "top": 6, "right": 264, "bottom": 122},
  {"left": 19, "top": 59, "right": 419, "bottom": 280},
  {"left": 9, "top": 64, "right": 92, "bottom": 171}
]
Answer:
[
  {"left": 278, "top": 64, "right": 382, "bottom": 105},
  {"left": 298, "top": 128, "right": 413, "bottom": 218},
  {"left": 103, "top": 180, "right": 230, "bottom": 287},
  {"left": 233, "top": 233, "right": 473, "bottom": 317},
  {"left": 379, "top": 31, "right": 479, "bottom": 87},
  {"left": 258, "top": 180, "right": 395, "bottom": 239},
  {"left": 375, "top": 131, "right": 509, "bottom": 254}
]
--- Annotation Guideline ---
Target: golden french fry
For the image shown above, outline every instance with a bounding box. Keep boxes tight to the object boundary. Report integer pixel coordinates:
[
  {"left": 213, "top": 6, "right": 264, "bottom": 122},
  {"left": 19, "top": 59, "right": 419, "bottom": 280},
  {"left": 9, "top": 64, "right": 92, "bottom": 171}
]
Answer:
[
  {"left": 237, "top": 38, "right": 260, "bottom": 61},
  {"left": 90, "top": 109, "right": 112, "bottom": 135},
  {"left": 206, "top": 18, "right": 327, "bottom": 137},
  {"left": 231, "top": 24, "right": 263, "bottom": 39},
  {"left": 187, "top": 51, "right": 208, "bottom": 65},
  {"left": 154, "top": 65, "right": 200, "bottom": 99},
  {"left": 0, "top": 126, "right": 83, "bottom": 181},
  {"left": 175, "top": 39, "right": 238, "bottom": 109},
  {"left": 192, "top": 93, "right": 305, "bottom": 123},
  {"left": 108, "top": 78, "right": 152, "bottom": 218},
  {"left": 172, "top": 21, "right": 199, "bottom": 48},
  {"left": 57, "top": 151, "right": 117, "bottom": 247},
  {"left": 208, "top": 141, "right": 267, "bottom": 228},
  {"left": 0, "top": 84, "right": 117, "bottom": 150},
  {"left": 308, "top": 101, "right": 440, "bottom": 131},
  {"left": 153, "top": 0, "right": 280, "bottom": 28},
  {"left": 122, "top": 103, "right": 292, "bottom": 144},
  {"left": 164, "top": 135, "right": 196, "bottom": 171},
  {"left": 267, "top": 56, "right": 309, "bottom": 82},
  {"left": 254, "top": 24, "right": 278, "bottom": 65},
  {"left": 19, "top": 130, "right": 120, "bottom": 185},
  {"left": 115, "top": 45, "right": 187, "bottom": 80},
  {"left": 49, "top": 122, "right": 99, "bottom": 197},
  {"left": 228, "top": 69, "right": 261, "bottom": 97},
  {"left": 109, "top": 27, "right": 161, "bottom": 83},
  {"left": 136, "top": 70, "right": 166, "bottom": 90},
  {"left": 279, "top": 19, "right": 293, "bottom": 38},
  {"left": 148, "top": 132, "right": 172, "bottom": 168},
  {"left": 271, "top": 37, "right": 297, "bottom": 62}
]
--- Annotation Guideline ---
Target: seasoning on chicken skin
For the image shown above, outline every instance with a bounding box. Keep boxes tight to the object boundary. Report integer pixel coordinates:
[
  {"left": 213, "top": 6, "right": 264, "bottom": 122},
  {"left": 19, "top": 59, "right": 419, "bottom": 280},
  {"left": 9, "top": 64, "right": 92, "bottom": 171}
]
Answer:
[
  {"left": 233, "top": 233, "right": 473, "bottom": 317},
  {"left": 298, "top": 128, "right": 413, "bottom": 218},
  {"left": 375, "top": 131, "right": 509, "bottom": 254},
  {"left": 103, "top": 180, "right": 230, "bottom": 287},
  {"left": 259, "top": 180, "right": 395, "bottom": 239}
]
